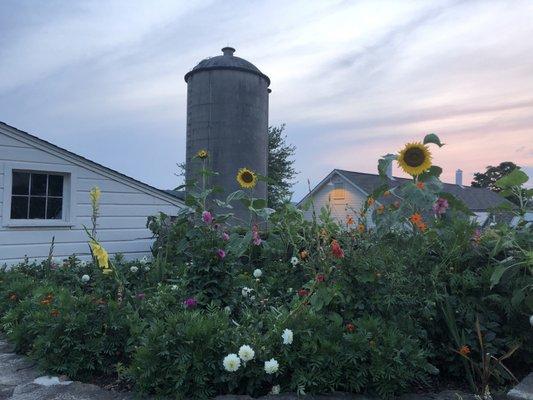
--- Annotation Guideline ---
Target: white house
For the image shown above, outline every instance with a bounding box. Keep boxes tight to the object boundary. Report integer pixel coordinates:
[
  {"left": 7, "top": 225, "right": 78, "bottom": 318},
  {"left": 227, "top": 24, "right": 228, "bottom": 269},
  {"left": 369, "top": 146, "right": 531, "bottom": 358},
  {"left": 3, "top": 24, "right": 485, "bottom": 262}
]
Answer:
[
  {"left": 298, "top": 169, "right": 513, "bottom": 226},
  {"left": 0, "top": 121, "right": 184, "bottom": 266}
]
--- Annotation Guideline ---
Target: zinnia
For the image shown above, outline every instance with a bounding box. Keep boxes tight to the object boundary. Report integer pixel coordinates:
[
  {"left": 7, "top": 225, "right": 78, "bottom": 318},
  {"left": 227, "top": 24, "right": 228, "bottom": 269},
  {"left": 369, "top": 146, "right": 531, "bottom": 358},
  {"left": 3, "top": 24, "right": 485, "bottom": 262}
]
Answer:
[
  {"left": 238, "top": 345, "right": 255, "bottom": 362},
  {"left": 282, "top": 329, "right": 293, "bottom": 345},
  {"left": 202, "top": 210, "right": 213, "bottom": 224},
  {"left": 183, "top": 298, "right": 197, "bottom": 309},
  {"left": 433, "top": 197, "right": 449, "bottom": 216},
  {"left": 216, "top": 249, "right": 226, "bottom": 259},
  {"left": 331, "top": 240, "right": 344, "bottom": 259},
  {"left": 459, "top": 345, "right": 471, "bottom": 357},
  {"left": 264, "top": 358, "right": 279, "bottom": 374},
  {"left": 223, "top": 354, "right": 241, "bottom": 372}
]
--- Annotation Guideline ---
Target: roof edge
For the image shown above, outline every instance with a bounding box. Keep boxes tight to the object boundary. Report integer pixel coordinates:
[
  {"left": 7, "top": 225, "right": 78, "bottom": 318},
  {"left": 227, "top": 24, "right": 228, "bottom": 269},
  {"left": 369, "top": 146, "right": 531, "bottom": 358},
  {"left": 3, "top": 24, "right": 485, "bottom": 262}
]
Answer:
[
  {"left": 184, "top": 65, "right": 271, "bottom": 86},
  {"left": 0, "top": 121, "right": 185, "bottom": 207}
]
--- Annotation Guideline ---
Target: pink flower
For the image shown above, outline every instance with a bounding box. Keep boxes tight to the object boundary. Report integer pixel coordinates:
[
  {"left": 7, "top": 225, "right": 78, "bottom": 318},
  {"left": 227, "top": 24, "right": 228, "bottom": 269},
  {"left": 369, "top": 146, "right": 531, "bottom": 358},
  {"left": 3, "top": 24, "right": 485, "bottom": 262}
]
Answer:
[
  {"left": 222, "top": 232, "right": 230, "bottom": 241},
  {"left": 252, "top": 225, "right": 262, "bottom": 246},
  {"left": 432, "top": 197, "right": 449, "bottom": 216},
  {"left": 216, "top": 249, "right": 226, "bottom": 259},
  {"left": 136, "top": 292, "right": 145, "bottom": 300},
  {"left": 202, "top": 210, "right": 213, "bottom": 224},
  {"left": 183, "top": 298, "right": 197, "bottom": 309}
]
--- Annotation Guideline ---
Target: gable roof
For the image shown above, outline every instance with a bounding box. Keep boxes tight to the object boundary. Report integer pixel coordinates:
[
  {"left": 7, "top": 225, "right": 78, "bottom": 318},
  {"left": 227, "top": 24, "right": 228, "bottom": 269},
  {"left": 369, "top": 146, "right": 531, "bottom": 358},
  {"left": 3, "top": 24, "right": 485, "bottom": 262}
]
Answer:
[
  {"left": 300, "top": 169, "right": 512, "bottom": 211},
  {"left": 0, "top": 121, "right": 184, "bottom": 206}
]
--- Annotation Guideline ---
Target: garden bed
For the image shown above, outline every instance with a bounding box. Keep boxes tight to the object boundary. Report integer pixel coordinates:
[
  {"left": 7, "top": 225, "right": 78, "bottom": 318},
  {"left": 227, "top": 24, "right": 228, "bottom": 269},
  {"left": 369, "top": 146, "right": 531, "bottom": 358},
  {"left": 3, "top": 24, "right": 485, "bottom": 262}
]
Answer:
[{"left": 1, "top": 138, "right": 531, "bottom": 399}]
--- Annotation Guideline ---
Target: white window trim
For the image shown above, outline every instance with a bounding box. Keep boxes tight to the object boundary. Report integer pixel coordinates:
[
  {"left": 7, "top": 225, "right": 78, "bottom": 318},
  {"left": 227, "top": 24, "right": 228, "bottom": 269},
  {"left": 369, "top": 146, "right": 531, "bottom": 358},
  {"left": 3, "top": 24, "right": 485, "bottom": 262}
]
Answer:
[{"left": 2, "top": 162, "right": 77, "bottom": 228}]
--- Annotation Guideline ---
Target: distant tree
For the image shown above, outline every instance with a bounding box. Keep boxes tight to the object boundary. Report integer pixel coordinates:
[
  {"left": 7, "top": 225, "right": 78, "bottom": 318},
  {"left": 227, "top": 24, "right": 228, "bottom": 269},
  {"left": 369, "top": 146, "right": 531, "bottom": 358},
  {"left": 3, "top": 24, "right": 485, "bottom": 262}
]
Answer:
[
  {"left": 471, "top": 162, "right": 520, "bottom": 192},
  {"left": 268, "top": 124, "right": 297, "bottom": 208}
]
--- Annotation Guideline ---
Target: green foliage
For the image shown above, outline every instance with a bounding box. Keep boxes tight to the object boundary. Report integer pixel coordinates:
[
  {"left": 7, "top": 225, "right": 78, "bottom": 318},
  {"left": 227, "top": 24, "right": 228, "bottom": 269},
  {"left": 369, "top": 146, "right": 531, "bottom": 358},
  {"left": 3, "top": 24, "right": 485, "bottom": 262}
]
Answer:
[
  {"left": 0, "top": 135, "right": 531, "bottom": 399},
  {"left": 268, "top": 124, "right": 297, "bottom": 209}
]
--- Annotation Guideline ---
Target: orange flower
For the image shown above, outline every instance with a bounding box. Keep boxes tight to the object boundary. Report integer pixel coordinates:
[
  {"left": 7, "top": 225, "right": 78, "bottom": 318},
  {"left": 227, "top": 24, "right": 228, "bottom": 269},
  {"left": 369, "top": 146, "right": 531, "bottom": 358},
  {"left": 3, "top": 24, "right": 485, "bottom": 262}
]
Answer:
[
  {"left": 357, "top": 224, "right": 365, "bottom": 233},
  {"left": 50, "top": 309, "right": 60, "bottom": 317},
  {"left": 409, "top": 213, "right": 423, "bottom": 225},
  {"left": 377, "top": 205, "right": 385, "bottom": 214},
  {"left": 299, "top": 250, "right": 309, "bottom": 261},
  {"left": 383, "top": 190, "right": 391, "bottom": 197},
  {"left": 40, "top": 293, "right": 54, "bottom": 306},
  {"left": 416, "top": 181, "right": 425, "bottom": 189},
  {"left": 417, "top": 222, "right": 427, "bottom": 232},
  {"left": 346, "top": 215, "right": 354, "bottom": 225},
  {"left": 459, "top": 345, "right": 471, "bottom": 357},
  {"left": 367, "top": 197, "right": 375, "bottom": 206}
]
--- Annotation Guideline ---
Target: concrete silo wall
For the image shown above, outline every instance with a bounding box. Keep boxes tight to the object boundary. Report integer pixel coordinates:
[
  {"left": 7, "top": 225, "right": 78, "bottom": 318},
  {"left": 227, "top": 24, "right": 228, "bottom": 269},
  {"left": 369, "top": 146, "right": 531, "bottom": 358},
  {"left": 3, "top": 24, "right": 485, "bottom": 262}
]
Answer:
[{"left": 185, "top": 69, "right": 269, "bottom": 210}]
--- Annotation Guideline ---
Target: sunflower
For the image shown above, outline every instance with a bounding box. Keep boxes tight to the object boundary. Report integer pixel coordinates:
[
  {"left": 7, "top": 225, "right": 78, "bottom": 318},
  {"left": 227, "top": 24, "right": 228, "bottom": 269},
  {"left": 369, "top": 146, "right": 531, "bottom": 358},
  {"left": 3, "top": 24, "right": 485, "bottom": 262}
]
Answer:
[
  {"left": 397, "top": 142, "right": 432, "bottom": 176},
  {"left": 236, "top": 167, "right": 257, "bottom": 189},
  {"left": 196, "top": 149, "right": 209, "bottom": 159}
]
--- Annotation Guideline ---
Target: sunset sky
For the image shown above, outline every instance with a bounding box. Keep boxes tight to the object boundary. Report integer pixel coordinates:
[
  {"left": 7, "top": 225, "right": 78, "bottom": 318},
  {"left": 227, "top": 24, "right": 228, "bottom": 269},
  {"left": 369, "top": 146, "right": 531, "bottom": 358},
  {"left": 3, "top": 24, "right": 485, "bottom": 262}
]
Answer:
[{"left": 1, "top": 0, "right": 532, "bottom": 199}]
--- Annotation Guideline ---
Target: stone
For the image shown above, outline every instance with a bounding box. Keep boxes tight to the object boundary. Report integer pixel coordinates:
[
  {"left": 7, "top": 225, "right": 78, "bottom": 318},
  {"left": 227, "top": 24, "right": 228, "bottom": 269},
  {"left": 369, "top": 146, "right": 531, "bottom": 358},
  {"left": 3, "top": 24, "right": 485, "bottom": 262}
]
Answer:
[{"left": 508, "top": 373, "right": 533, "bottom": 400}]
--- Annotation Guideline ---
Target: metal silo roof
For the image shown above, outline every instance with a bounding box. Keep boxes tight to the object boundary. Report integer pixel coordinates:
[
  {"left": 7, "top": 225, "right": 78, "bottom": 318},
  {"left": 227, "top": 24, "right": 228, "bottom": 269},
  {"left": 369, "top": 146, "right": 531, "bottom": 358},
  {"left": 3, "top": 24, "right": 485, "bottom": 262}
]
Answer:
[{"left": 184, "top": 47, "right": 270, "bottom": 85}]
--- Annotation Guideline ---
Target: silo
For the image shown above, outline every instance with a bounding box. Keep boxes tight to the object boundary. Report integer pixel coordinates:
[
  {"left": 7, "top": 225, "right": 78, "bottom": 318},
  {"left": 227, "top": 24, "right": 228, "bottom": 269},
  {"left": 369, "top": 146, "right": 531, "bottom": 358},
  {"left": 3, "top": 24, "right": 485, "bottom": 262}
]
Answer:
[{"left": 184, "top": 47, "right": 270, "bottom": 219}]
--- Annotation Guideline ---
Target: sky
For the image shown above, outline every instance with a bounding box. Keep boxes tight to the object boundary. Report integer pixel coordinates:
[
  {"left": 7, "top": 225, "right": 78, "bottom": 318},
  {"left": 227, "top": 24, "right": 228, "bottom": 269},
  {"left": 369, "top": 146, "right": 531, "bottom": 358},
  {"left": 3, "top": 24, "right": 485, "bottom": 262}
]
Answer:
[{"left": 1, "top": 0, "right": 532, "bottom": 200}]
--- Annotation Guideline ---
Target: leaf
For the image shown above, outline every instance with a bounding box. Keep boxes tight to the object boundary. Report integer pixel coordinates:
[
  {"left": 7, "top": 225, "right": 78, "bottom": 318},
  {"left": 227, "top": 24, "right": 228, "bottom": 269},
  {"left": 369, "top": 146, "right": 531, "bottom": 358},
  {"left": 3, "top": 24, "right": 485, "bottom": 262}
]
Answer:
[
  {"left": 490, "top": 265, "right": 509, "bottom": 288},
  {"left": 378, "top": 154, "right": 397, "bottom": 179},
  {"left": 226, "top": 190, "right": 245, "bottom": 203},
  {"left": 251, "top": 199, "right": 267, "bottom": 210},
  {"left": 419, "top": 166, "right": 443, "bottom": 181},
  {"left": 423, "top": 133, "right": 444, "bottom": 147},
  {"left": 495, "top": 169, "right": 528, "bottom": 188}
]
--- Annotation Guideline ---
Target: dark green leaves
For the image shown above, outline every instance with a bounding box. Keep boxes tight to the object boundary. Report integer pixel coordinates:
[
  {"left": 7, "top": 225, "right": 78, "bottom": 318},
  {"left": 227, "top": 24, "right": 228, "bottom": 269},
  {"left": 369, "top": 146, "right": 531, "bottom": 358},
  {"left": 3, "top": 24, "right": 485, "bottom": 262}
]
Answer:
[{"left": 423, "top": 133, "right": 444, "bottom": 147}]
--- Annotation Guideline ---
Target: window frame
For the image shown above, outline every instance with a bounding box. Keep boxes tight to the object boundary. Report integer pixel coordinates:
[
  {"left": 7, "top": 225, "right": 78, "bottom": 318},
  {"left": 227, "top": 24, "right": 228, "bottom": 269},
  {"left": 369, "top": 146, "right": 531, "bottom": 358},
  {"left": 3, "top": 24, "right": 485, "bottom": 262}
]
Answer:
[{"left": 2, "top": 162, "right": 77, "bottom": 228}]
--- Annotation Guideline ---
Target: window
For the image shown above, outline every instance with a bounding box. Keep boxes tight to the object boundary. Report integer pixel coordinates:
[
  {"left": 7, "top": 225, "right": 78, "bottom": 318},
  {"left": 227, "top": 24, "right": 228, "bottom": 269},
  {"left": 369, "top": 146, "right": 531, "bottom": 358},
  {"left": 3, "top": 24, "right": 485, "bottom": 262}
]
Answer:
[
  {"left": 10, "top": 171, "right": 64, "bottom": 220},
  {"left": 331, "top": 181, "right": 346, "bottom": 200}
]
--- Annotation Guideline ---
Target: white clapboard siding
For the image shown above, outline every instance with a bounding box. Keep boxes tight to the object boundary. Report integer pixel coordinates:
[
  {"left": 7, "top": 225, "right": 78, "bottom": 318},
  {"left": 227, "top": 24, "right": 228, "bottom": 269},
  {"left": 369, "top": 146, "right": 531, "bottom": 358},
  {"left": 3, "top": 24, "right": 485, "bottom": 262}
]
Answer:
[
  {"left": 302, "top": 174, "right": 368, "bottom": 225},
  {"left": 0, "top": 123, "right": 183, "bottom": 266}
]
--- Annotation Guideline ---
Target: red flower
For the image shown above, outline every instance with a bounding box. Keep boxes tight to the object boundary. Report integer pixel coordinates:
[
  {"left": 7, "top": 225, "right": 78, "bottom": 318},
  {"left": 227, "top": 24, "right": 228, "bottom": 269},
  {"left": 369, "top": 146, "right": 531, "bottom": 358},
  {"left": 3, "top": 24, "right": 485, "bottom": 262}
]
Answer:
[
  {"left": 316, "top": 274, "right": 326, "bottom": 283},
  {"left": 346, "top": 323, "right": 356, "bottom": 333},
  {"left": 331, "top": 240, "right": 344, "bottom": 259},
  {"left": 298, "top": 289, "right": 310, "bottom": 297}
]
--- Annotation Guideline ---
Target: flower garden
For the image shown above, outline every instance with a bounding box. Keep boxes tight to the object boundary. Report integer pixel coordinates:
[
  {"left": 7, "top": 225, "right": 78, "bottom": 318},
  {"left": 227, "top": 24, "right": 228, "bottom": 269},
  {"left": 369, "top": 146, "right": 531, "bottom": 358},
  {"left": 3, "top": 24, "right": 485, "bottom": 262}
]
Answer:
[{"left": 0, "top": 135, "right": 531, "bottom": 399}]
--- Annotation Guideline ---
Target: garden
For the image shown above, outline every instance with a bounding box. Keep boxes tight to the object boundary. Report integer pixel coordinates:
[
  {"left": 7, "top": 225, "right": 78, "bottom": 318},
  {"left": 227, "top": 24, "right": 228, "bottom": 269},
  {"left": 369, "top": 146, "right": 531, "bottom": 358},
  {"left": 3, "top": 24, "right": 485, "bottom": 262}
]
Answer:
[{"left": 0, "top": 135, "right": 531, "bottom": 400}]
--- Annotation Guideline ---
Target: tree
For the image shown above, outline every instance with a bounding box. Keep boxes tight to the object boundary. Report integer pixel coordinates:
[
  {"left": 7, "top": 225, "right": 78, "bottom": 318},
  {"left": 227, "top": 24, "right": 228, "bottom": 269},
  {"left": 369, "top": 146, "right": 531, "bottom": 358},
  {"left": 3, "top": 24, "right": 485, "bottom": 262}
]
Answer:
[
  {"left": 267, "top": 124, "right": 297, "bottom": 209},
  {"left": 471, "top": 162, "right": 520, "bottom": 192}
]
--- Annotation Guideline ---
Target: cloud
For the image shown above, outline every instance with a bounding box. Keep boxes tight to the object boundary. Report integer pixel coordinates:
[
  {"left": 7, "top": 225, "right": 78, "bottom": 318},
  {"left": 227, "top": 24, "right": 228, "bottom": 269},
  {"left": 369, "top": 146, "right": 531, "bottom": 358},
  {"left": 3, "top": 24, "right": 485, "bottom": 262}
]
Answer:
[{"left": 0, "top": 0, "right": 532, "bottom": 197}]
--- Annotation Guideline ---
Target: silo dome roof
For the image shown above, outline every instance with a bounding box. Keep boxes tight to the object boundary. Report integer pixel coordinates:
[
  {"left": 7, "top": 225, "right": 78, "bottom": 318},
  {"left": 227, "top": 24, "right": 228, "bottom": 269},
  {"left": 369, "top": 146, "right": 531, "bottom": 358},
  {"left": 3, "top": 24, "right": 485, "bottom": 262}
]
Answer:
[{"left": 184, "top": 47, "right": 270, "bottom": 86}]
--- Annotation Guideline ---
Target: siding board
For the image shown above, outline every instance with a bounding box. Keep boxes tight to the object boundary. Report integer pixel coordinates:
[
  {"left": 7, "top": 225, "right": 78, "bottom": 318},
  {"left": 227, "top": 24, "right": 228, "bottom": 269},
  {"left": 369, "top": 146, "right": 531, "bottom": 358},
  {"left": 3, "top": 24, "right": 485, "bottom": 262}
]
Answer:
[{"left": 0, "top": 128, "right": 182, "bottom": 265}]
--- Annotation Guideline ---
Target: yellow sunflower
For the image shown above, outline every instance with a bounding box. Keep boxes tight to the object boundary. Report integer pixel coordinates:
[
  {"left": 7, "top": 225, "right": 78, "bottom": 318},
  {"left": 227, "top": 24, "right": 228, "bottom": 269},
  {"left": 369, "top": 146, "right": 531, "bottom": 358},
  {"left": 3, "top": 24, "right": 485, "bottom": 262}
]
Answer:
[
  {"left": 397, "top": 142, "right": 432, "bottom": 176},
  {"left": 196, "top": 149, "right": 209, "bottom": 159},
  {"left": 236, "top": 167, "right": 257, "bottom": 189}
]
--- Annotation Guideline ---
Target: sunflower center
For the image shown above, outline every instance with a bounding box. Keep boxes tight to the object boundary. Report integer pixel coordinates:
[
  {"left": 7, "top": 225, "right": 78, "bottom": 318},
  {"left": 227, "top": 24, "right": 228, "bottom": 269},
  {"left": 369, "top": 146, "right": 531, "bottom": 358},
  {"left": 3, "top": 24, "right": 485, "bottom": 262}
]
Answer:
[
  {"left": 404, "top": 148, "right": 426, "bottom": 167},
  {"left": 241, "top": 171, "right": 254, "bottom": 183}
]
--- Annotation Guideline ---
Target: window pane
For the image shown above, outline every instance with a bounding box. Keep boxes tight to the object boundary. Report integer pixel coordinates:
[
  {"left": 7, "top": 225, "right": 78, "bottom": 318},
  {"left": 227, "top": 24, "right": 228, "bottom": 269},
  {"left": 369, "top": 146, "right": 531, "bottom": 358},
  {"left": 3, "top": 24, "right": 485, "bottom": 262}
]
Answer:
[
  {"left": 46, "top": 198, "right": 63, "bottom": 219},
  {"left": 48, "top": 175, "right": 64, "bottom": 196},
  {"left": 29, "top": 197, "right": 46, "bottom": 219},
  {"left": 10, "top": 196, "right": 29, "bottom": 219},
  {"left": 12, "top": 172, "right": 30, "bottom": 195},
  {"left": 30, "top": 174, "right": 47, "bottom": 196}
]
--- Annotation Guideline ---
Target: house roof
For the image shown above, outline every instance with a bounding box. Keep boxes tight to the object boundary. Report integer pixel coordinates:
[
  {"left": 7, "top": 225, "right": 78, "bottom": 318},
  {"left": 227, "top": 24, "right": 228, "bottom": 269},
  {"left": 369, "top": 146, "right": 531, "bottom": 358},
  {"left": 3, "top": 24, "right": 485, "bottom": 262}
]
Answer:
[
  {"left": 0, "top": 121, "right": 184, "bottom": 207},
  {"left": 300, "top": 169, "right": 512, "bottom": 211}
]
